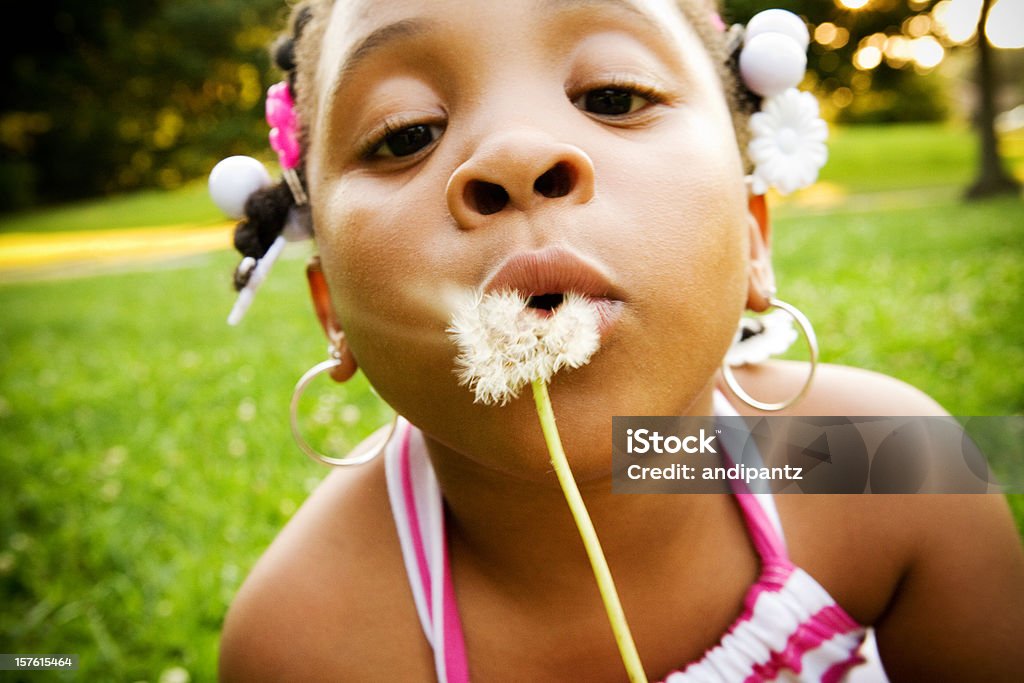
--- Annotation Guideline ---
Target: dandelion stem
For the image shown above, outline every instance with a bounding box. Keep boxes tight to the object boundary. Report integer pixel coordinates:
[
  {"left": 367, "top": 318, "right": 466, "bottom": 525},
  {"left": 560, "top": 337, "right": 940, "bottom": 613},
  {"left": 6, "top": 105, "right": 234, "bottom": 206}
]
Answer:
[{"left": 531, "top": 378, "right": 648, "bottom": 683}]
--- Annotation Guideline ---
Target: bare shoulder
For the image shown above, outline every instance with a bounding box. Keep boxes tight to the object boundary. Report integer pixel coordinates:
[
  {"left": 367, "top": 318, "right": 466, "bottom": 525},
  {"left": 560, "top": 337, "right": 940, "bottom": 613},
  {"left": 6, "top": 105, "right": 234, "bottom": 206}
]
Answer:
[
  {"left": 218, "top": 457, "right": 431, "bottom": 681},
  {"left": 871, "top": 491, "right": 1024, "bottom": 680},
  {"left": 774, "top": 491, "right": 1022, "bottom": 629},
  {"left": 727, "top": 360, "right": 947, "bottom": 417}
]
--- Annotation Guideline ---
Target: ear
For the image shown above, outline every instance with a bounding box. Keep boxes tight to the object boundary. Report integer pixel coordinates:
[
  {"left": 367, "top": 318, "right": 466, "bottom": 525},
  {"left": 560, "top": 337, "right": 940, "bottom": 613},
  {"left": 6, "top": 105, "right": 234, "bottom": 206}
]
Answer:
[
  {"left": 306, "top": 256, "right": 358, "bottom": 382},
  {"left": 746, "top": 194, "right": 776, "bottom": 313}
]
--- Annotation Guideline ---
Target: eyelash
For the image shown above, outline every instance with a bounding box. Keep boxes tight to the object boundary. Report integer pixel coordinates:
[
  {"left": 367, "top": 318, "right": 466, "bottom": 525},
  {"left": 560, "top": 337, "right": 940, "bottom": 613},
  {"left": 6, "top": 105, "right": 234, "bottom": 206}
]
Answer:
[
  {"left": 358, "top": 79, "right": 670, "bottom": 162},
  {"left": 572, "top": 79, "right": 669, "bottom": 116},
  {"left": 359, "top": 115, "right": 446, "bottom": 161}
]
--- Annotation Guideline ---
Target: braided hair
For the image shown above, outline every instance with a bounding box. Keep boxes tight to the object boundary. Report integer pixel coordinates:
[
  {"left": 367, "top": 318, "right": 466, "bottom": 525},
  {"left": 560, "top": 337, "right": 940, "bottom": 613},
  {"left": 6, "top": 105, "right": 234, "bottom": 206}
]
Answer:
[
  {"left": 230, "top": 4, "right": 316, "bottom": 291},
  {"left": 230, "top": 0, "right": 756, "bottom": 289}
]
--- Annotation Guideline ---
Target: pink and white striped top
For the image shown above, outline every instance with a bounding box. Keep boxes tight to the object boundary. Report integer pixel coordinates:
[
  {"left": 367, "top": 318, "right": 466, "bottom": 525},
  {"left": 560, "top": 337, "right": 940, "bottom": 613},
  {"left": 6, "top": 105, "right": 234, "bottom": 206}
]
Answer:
[{"left": 384, "top": 394, "right": 884, "bottom": 682}]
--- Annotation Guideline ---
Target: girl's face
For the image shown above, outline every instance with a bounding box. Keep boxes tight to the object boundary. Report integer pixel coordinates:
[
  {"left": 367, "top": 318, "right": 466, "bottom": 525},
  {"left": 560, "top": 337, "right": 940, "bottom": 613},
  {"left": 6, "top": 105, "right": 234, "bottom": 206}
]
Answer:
[{"left": 305, "top": 0, "right": 753, "bottom": 475}]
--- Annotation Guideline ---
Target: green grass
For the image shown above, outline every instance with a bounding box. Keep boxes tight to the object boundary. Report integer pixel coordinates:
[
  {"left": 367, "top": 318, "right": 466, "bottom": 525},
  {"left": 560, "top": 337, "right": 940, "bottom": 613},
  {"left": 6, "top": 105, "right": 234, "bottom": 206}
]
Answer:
[
  {"left": 773, "top": 195, "right": 1024, "bottom": 415},
  {"left": 1, "top": 124, "right": 1022, "bottom": 680},
  {"left": 818, "top": 123, "right": 1024, "bottom": 194},
  {"left": 0, "top": 248, "right": 393, "bottom": 682},
  {"left": 0, "top": 179, "right": 226, "bottom": 234}
]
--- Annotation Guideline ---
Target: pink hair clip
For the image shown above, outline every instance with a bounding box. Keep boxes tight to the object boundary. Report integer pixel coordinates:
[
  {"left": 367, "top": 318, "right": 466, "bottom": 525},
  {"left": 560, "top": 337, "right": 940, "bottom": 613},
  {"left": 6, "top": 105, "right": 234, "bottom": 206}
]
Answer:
[{"left": 266, "top": 81, "right": 307, "bottom": 205}]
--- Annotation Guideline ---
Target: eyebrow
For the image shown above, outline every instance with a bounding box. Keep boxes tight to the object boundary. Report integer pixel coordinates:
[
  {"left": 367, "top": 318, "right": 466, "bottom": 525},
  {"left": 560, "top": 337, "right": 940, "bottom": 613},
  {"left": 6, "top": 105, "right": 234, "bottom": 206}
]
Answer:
[
  {"left": 536, "top": 0, "right": 662, "bottom": 33},
  {"left": 322, "top": 17, "right": 436, "bottom": 112},
  {"left": 537, "top": 0, "right": 644, "bottom": 16},
  {"left": 333, "top": 0, "right": 652, "bottom": 82},
  {"left": 322, "top": 0, "right": 667, "bottom": 114},
  {"left": 341, "top": 18, "right": 434, "bottom": 83}
]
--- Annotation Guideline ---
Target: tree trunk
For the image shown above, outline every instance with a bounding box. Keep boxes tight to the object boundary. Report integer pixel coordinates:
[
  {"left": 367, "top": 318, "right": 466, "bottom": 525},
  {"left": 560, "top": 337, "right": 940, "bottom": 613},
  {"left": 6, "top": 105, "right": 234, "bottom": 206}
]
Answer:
[{"left": 966, "top": 0, "right": 1021, "bottom": 199}]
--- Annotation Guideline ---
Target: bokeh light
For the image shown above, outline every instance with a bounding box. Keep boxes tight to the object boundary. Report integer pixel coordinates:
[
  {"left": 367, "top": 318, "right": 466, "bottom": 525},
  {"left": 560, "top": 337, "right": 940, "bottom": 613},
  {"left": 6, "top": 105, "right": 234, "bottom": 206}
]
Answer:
[
  {"left": 932, "top": 0, "right": 982, "bottom": 44},
  {"left": 986, "top": 0, "right": 1024, "bottom": 48},
  {"left": 884, "top": 35, "right": 914, "bottom": 67},
  {"left": 911, "top": 36, "right": 945, "bottom": 69},
  {"left": 815, "top": 22, "right": 838, "bottom": 45},
  {"left": 815, "top": 22, "right": 851, "bottom": 49},
  {"left": 855, "top": 45, "right": 883, "bottom": 70},
  {"left": 904, "top": 14, "right": 933, "bottom": 38}
]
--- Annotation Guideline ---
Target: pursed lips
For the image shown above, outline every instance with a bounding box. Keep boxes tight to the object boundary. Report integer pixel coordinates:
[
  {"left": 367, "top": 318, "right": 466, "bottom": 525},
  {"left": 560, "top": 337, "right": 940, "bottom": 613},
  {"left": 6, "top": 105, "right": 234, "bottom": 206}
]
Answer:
[{"left": 482, "top": 246, "right": 624, "bottom": 333}]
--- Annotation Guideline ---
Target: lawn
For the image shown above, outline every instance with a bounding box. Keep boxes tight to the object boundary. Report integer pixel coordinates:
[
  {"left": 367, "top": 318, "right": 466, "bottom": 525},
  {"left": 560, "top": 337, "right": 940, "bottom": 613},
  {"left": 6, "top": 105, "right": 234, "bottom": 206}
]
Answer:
[
  {"left": 0, "top": 179, "right": 229, "bottom": 234},
  {"left": 1, "top": 123, "right": 1022, "bottom": 681}
]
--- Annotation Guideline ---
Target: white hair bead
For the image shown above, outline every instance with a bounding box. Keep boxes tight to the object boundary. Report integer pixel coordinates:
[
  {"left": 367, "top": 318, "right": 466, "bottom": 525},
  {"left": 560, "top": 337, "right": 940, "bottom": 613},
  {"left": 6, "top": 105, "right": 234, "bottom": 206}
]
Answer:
[
  {"left": 739, "top": 33, "right": 808, "bottom": 98},
  {"left": 745, "top": 9, "right": 809, "bottom": 51},
  {"left": 208, "top": 155, "right": 272, "bottom": 219}
]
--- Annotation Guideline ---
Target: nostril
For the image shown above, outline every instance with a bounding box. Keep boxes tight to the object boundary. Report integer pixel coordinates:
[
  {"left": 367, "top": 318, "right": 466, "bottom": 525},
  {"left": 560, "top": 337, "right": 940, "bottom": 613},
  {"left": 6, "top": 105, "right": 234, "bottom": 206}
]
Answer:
[
  {"left": 465, "top": 180, "right": 510, "bottom": 216},
  {"left": 533, "top": 161, "right": 575, "bottom": 199}
]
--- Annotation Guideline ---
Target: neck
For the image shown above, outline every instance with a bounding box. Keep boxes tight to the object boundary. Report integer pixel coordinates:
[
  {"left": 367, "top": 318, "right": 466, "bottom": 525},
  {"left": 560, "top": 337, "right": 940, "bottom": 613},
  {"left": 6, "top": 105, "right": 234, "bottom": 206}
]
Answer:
[{"left": 423, "top": 383, "right": 723, "bottom": 601}]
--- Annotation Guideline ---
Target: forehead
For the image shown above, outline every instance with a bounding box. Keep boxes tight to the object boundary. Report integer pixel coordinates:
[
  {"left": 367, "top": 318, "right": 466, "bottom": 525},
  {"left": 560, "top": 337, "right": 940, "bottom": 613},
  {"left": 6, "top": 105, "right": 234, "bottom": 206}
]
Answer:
[
  {"left": 326, "top": 0, "right": 691, "bottom": 39},
  {"left": 311, "top": 0, "right": 709, "bottom": 111}
]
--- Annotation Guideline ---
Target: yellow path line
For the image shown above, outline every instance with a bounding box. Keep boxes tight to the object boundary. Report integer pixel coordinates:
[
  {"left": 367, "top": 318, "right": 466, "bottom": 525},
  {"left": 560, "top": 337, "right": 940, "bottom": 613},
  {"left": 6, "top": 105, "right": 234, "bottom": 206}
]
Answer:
[{"left": 0, "top": 223, "right": 235, "bottom": 270}]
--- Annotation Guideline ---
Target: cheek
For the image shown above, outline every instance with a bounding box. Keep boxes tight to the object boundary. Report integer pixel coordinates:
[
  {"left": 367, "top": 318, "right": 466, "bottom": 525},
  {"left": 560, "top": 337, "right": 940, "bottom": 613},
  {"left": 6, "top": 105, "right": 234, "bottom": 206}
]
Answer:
[
  {"left": 318, "top": 194, "right": 401, "bottom": 332},
  {"left": 317, "top": 180, "right": 443, "bottom": 327},
  {"left": 592, "top": 124, "right": 749, "bottom": 396},
  {"left": 312, "top": 175, "right": 476, "bottom": 412},
  {"left": 605, "top": 124, "right": 749, "bottom": 307}
]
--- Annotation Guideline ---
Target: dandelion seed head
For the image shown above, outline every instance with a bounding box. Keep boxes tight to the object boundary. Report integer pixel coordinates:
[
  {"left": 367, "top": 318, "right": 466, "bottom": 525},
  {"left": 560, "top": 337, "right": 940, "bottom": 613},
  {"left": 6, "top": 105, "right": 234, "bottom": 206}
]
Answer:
[{"left": 447, "top": 289, "right": 601, "bottom": 405}]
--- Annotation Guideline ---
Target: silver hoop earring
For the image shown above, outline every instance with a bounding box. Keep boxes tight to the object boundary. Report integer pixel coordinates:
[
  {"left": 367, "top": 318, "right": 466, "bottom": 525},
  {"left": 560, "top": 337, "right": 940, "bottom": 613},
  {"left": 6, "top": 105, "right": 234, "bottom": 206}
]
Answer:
[
  {"left": 289, "top": 351, "right": 398, "bottom": 466},
  {"left": 721, "top": 298, "right": 818, "bottom": 412}
]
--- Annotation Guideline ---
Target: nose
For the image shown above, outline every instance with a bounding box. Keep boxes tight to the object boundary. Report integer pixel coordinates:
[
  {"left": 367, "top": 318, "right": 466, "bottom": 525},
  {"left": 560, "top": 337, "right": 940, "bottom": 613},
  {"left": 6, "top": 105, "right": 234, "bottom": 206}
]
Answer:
[{"left": 446, "top": 132, "right": 596, "bottom": 230}]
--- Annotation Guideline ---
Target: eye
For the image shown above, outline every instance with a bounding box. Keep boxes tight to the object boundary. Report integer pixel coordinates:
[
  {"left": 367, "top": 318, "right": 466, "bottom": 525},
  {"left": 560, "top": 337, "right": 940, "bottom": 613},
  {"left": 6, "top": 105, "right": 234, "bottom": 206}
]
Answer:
[
  {"left": 370, "top": 123, "right": 443, "bottom": 159},
  {"left": 574, "top": 86, "right": 661, "bottom": 117}
]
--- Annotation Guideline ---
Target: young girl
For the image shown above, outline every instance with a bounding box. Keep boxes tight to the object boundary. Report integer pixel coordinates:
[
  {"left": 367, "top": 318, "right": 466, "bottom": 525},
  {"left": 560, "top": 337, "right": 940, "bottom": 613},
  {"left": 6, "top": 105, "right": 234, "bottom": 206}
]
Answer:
[{"left": 217, "top": 0, "right": 1024, "bottom": 680}]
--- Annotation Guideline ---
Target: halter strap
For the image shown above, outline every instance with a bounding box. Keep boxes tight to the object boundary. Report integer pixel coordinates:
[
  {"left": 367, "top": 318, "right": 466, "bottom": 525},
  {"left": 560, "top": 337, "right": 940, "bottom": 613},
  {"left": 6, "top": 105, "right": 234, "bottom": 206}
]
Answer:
[
  {"left": 714, "top": 390, "right": 789, "bottom": 562},
  {"left": 384, "top": 420, "right": 469, "bottom": 683}
]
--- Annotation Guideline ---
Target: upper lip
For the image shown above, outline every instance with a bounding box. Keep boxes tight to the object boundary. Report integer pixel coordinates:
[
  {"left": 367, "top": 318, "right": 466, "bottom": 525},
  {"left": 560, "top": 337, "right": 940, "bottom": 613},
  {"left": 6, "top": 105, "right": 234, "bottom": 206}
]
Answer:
[{"left": 483, "top": 246, "right": 620, "bottom": 300}]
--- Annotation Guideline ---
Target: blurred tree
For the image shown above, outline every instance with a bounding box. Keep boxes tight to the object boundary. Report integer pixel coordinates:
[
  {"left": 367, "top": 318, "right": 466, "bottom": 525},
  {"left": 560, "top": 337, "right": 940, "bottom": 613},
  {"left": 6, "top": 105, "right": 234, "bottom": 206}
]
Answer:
[
  {"left": 1, "top": 0, "right": 286, "bottom": 210},
  {"left": 965, "top": 0, "right": 1020, "bottom": 198}
]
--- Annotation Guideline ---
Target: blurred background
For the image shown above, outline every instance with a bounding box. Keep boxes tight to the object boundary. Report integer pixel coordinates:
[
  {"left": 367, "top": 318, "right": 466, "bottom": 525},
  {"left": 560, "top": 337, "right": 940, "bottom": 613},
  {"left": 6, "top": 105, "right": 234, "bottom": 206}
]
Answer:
[{"left": 1, "top": 0, "right": 1021, "bottom": 681}]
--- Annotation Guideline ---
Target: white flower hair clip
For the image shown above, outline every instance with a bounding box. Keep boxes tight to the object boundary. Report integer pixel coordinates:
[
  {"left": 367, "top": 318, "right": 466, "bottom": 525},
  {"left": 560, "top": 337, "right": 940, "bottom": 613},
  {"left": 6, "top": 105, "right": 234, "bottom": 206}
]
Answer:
[
  {"left": 725, "top": 309, "right": 798, "bottom": 367},
  {"left": 737, "top": 10, "right": 828, "bottom": 196}
]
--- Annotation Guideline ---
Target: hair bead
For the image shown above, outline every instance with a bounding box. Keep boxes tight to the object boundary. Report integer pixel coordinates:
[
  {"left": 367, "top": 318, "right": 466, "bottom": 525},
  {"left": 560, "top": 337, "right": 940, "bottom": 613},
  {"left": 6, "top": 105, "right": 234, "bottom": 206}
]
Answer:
[
  {"left": 209, "top": 155, "right": 272, "bottom": 219},
  {"left": 738, "top": 33, "right": 807, "bottom": 98},
  {"left": 744, "top": 9, "right": 810, "bottom": 51}
]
